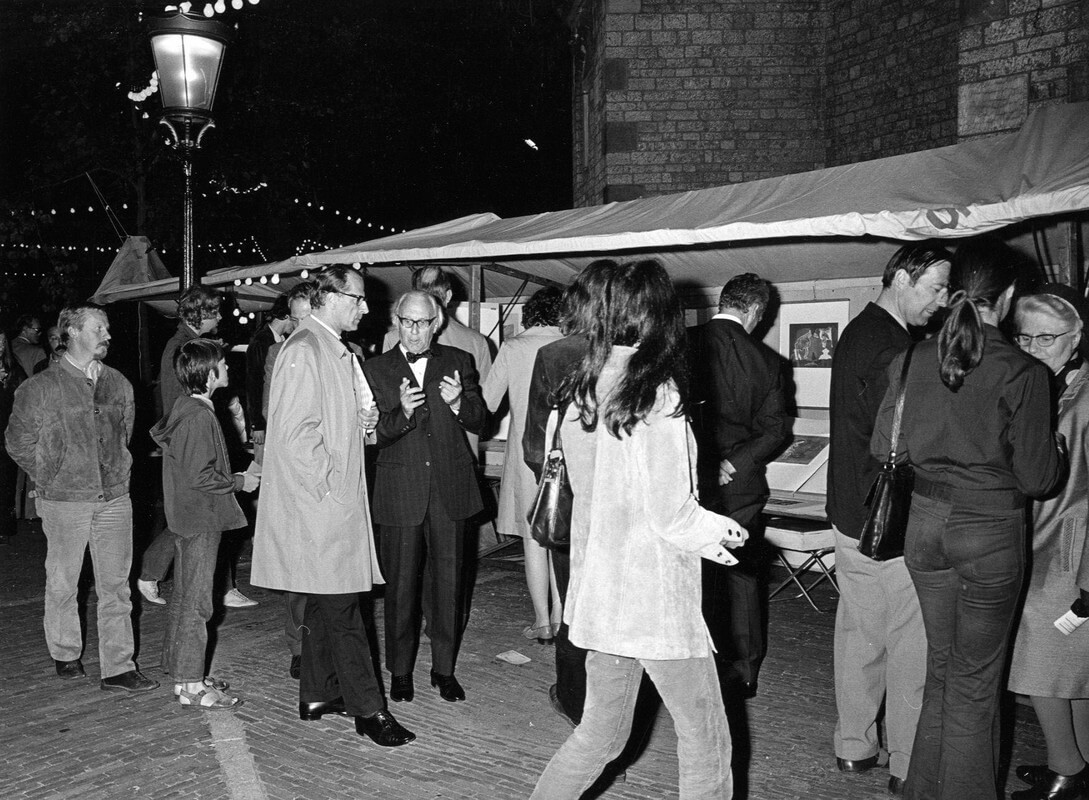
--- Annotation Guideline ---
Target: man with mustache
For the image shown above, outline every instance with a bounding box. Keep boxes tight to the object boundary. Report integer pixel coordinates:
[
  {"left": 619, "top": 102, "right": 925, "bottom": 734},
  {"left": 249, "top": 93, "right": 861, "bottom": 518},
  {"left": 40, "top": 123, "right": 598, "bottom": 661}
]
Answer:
[{"left": 5, "top": 304, "right": 157, "bottom": 692}]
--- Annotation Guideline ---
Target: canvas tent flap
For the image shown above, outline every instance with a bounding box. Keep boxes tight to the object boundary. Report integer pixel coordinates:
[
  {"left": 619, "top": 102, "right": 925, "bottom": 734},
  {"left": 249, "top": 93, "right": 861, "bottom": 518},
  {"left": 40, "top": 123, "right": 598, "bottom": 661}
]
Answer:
[
  {"left": 93, "top": 101, "right": 1089, "bottom": 306},
  {"left": 90, "top": 236, "right": 172, "bottom": 304}
]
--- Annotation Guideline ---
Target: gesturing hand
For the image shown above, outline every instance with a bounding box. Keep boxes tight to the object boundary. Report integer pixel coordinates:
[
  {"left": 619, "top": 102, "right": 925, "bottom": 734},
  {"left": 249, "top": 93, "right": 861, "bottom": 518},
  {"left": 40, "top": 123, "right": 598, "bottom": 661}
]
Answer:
[
  {"left": 359, "top": 398, "right": 379, "bottom": 431},
  {"left": 399, "top": 377, "right": 427, "bottom": 420},
  {"left": 440, "top": 370, "right": 463, "bottom": 406}
]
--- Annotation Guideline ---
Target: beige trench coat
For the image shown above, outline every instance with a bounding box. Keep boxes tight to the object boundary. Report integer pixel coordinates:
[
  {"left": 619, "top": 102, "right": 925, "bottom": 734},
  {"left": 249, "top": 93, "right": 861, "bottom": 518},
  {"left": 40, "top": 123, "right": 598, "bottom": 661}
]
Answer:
[{"left": 251, "top": 316, "right": 383, "bottom": 594}]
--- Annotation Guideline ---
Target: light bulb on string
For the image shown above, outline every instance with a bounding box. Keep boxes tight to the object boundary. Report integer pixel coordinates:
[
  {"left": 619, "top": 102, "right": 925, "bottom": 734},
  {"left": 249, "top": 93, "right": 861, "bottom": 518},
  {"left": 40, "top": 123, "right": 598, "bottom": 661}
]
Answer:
[
  {"left": 214, "top": 0, "right": 226, "bottom": 13},
  {"left": 300, "top": 270, "right": 309, "bottom": 279},
  {"left": 244, "top": 277, "right": 252, "bottom": 285},
  {"left": 248, "top": 312, "right": 256, "bottom": 320},
  {"left": 271, "top": 274, "right": 280, "bottom": 284},
  {"left": 203, "top": 3, "right": 214, "bottom": 17},
  {"left": 259, "top": 275, "right": 268, "bottom": 284},
  {"left": 234, "top": 279, "right": 242, "bottom": 286}
]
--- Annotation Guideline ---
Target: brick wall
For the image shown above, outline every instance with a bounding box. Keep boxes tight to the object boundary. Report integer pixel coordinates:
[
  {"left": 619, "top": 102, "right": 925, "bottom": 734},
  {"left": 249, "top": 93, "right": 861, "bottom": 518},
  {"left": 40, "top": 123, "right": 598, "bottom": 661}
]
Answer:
[
  {"left": 571, "top": 0, "right": 1084, "bottom": 207},
  {"left": 573, "top": 0, "right": 827, "bottom": 206},
  {"left": 572, "top": 0, "right": 610, "bottom": 208},
  {"left": 825, "top": 0, "right": 960, "bottom": 165},
  {"left": 958, "top": 0, "right": 1087, "bottom": 138}
]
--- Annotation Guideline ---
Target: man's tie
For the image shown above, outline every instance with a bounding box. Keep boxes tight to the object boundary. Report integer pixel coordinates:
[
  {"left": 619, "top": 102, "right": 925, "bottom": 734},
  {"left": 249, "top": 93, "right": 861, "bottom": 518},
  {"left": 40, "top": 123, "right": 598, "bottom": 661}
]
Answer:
[{"left": 405, "top": 349, "right": 433, "bottom": 363}]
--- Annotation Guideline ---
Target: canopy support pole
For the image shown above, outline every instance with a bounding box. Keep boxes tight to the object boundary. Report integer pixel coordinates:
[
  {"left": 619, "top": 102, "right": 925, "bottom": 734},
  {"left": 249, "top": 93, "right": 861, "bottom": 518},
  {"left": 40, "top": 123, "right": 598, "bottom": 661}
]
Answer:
[{"left": 469, "top": 264, "right": 483, "bottom": 330}]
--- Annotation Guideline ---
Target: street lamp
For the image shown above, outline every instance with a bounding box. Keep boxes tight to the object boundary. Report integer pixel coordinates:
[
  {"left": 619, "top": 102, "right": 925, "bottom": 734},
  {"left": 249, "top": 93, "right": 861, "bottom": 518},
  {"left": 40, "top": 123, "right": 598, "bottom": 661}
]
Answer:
[{"left": 149, "top": 12, "right": 232, "bottom": 291}]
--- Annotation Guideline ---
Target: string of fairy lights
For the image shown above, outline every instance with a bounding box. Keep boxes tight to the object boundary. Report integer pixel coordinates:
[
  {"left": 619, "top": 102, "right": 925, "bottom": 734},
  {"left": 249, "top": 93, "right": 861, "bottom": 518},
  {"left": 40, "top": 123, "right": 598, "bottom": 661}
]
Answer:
[{"left": 3, "top": 188, "right": 407, "bottom": 269}]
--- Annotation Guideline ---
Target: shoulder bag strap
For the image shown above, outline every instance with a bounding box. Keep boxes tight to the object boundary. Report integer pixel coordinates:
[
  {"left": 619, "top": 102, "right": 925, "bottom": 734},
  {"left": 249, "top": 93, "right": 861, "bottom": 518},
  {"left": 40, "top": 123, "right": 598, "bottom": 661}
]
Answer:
[
  {"left": 550, "top": 402, "right": 568, "bottom": 453},
  {"left": 887, "top": 343, "right": 916, "bottom": 460}
]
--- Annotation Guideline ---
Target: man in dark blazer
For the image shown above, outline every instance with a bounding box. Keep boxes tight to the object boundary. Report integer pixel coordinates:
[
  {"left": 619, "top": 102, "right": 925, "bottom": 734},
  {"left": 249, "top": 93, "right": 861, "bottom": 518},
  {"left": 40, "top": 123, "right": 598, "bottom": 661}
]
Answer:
[
  {"left": 690, "top": 272, "right": 788, "bottom": 699},
  {"left": 363, "top": 289, "right": 486, "bottom": 704}
]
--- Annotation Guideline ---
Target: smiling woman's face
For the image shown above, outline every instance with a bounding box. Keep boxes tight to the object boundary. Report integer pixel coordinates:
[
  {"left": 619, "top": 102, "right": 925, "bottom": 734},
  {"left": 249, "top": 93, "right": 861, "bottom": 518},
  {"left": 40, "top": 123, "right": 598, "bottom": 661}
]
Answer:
[{"left": 1015, "top": 307, "right": 1081, "bottom": 374}]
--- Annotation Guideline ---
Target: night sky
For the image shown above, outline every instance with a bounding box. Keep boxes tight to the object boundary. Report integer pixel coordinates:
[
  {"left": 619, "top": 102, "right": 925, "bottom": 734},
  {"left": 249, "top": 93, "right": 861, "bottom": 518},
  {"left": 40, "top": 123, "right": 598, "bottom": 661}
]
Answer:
[{"left": 0, "top": 0, "right": 573, "bottom": 303}]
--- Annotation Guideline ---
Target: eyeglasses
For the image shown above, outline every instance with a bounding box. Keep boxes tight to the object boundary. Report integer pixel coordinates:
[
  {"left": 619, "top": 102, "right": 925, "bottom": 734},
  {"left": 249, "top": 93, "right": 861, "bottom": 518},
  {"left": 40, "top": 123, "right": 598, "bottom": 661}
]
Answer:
[
  {"left": 397, "top": 315, "right": 436, "bottom": 331},
  {"left": 335, "top": 290, "right": 368, "bottom": 306},
  {"left": 1014, "top": 330, "right": 1075, "bottom": 348}
]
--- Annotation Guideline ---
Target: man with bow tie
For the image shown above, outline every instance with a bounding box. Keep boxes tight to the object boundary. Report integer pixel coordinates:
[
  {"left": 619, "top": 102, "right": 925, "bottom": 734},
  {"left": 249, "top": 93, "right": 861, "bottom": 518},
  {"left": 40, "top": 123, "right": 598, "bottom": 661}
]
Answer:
[
  {"left": 252, "top": 265, "right": 415, "bottom": 747},
  {"left": 363, "top": 289, "right": 486, "bottom": 704}
]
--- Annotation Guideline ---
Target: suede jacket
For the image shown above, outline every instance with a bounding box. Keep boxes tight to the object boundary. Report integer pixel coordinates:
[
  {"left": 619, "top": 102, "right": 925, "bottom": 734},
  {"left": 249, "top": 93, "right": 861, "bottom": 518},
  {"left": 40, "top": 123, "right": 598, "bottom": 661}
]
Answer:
[{"left": 5, "top": 357, "right": 134, "bottom": 502}]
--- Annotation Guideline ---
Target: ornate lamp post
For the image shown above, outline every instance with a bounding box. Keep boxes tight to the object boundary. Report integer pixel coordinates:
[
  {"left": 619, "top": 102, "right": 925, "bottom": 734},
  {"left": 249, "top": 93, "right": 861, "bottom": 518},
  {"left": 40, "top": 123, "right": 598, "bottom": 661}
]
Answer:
[{"left": 149, "top": 12, "right": 231, "bottom": 291}]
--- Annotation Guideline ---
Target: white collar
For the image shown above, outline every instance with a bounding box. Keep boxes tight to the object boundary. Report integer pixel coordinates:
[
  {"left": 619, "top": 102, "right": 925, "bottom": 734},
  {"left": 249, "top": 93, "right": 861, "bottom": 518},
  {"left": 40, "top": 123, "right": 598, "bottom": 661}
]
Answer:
[{"left": 713, "top": 312, "right": 745, "bottom": 326}]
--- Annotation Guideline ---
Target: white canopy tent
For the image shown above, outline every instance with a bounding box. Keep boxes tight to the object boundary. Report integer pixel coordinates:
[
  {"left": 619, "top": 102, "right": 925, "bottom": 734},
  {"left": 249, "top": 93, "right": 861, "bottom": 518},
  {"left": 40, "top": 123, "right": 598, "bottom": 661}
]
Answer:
[{"left": 93, "top": 101, "right": 1089, "bottom": 311}]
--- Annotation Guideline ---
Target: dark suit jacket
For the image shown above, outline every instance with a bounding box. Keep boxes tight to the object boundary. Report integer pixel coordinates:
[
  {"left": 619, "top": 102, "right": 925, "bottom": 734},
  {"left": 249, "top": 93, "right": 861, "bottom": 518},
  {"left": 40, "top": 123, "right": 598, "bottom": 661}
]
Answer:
[
  {"left": 363, "top": 342, "right": 486, "bottom": 526},
  {"left": 246, "top": 324, "right": 277, "bottom": 433},
  {"left": 689, "top": 318, "right": 788, "bottom": 516},
  {"left": 522, "top": 334, "right": 588, "bottom": 480}
]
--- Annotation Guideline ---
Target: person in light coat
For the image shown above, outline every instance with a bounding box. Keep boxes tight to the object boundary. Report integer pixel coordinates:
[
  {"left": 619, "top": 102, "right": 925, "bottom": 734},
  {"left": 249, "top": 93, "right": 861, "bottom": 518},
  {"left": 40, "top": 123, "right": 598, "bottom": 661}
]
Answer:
[
  {"left": 482, "top": 286, "right": 564, "bottom": 643},
  {"left": 530, "top": 260, "right": 747, "bottom": 800},
  {"left": 251, "top": 265, "right": 414, "bottom": 748}
]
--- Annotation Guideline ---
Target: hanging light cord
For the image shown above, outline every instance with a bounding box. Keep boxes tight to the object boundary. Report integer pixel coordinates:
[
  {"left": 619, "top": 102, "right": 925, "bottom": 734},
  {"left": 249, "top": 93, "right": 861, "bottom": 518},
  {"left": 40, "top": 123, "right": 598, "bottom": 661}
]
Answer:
[{"left": 85, "top": 171, "right": 128, "bottom": 243}]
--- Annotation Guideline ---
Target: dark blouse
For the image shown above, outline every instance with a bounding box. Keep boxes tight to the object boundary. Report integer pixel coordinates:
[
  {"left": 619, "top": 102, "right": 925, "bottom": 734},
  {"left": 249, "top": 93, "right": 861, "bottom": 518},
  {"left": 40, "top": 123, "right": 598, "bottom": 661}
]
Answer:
[{"left": 872, "top": 325, "right": 1063, "bottom": 500}]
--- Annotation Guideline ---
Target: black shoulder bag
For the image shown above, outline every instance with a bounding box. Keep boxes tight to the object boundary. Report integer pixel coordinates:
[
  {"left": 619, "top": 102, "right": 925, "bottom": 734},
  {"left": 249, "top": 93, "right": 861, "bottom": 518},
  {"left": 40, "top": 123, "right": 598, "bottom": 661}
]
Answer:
[
  {"left": 857, "top": 345, "right": 916, "bottom": 561},
  {"left": 527, "top": 405, "right": 573, "bottom": 551}
]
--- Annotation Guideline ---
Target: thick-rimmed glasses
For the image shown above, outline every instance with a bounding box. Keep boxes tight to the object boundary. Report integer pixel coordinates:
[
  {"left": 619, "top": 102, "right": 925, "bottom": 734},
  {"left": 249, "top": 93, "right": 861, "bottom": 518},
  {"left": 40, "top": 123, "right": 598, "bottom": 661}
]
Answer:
[
  {"left": 335, "top": 290, "right": 368, "bottom": 306},
  {"left": 1014, "top": 330, "right": 1074, "bottom": 348},
  {"left": 397, "top": 315, "right": 436, "bottom": 331}
]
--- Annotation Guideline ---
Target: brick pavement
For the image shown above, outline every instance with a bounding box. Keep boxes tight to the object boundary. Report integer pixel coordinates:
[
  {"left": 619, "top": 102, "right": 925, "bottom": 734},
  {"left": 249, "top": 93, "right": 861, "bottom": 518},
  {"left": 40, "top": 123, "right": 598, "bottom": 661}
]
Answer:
[{"left": 0, "top": 520, "right": 1046, "bottom": 800}]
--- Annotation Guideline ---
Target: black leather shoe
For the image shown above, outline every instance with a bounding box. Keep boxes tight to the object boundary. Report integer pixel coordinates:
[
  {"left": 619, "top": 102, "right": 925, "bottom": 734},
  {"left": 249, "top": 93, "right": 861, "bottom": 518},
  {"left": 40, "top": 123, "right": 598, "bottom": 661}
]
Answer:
[
  {"left": 1011, "top": 765, "right": 1089, "bottom": 800},
  {"left": 55, "top": 659, "right": 85, "bottom": 679},
  {"left": 355, "top": 710, "right": 416, "bottom": 747},
  {"left": 888, "top": 776, "right": 905, "bottom": 796},
  {"left": 289, "top": 655, "right": 301, "bottom": 680},
  {"left": 299, "top": 697, "right": 349, "bottom": 720},
  {"left": 836, "top": 754, "right": 883, "bottom": 773},
  {"left": 100, "top": 669, "right": 159, "bottom": 693},
  {"left": 430, "top": 670, "right": 465, "bottom": 702},
  {"left": 1017, "top": 765, "right": 1052, "bottom": 787},
  {"left": 390, "top": 673, "right": 414, "bottom": 703}
]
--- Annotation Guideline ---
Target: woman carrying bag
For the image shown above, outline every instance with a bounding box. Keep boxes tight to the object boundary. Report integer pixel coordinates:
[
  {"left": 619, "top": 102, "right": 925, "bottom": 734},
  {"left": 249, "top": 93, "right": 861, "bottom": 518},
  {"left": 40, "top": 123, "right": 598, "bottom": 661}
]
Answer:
[
  {"left": 529, "top": 259, "right": 747, "bottom": 800},
  {"left": 870, "top": 236, "right": 1065, "bottom": 800}
]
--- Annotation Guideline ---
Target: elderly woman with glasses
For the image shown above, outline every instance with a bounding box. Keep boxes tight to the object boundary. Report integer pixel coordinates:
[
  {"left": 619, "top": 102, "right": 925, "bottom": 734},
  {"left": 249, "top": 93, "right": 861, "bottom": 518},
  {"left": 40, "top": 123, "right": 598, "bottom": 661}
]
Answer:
[{"left": 1008, "top": 285, "right": 1089, "bottom": 800}]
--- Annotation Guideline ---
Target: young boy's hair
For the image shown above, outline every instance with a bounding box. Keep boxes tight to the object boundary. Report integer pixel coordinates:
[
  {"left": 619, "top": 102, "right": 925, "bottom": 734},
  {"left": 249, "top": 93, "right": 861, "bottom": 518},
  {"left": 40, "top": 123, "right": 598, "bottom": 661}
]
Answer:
[{"left": 174, "top": 338, "right": 225, "bottom": 395}]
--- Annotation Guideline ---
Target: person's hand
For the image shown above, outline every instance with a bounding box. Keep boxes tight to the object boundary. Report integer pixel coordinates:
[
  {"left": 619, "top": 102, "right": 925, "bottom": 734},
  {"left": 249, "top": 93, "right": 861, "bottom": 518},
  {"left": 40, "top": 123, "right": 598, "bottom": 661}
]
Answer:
[
  {"left": 399, "top": 377, "right": 426, "bottom": 420},
  {"left": 718, "top": 458, "right": 736, "bottom": 486},
  {"left": 237, "top": 471, "right": 260, "bottom": 492},
  {"left": 252, "top": 429, "right": 265, "bottom": 446},
  {"left": 359, "top": 398, "right": 379, "bottom": 431},
  {"left": 440, "top": 370, "right": 463, "bottom": 406}
]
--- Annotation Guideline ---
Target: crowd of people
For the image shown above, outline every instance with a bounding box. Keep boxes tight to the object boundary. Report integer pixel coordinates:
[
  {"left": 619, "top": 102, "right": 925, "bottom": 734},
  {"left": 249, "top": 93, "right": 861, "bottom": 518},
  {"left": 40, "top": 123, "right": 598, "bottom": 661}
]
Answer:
[{"left": 2, "top": 237, "right": 1088, "bottom": 799}]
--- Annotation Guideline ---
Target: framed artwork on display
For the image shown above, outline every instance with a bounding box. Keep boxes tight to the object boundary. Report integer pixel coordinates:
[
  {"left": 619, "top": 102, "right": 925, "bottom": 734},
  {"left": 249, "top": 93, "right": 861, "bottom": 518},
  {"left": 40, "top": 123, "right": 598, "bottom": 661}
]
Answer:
[{"left": 778, "top": 299, "right": 850, "bottom": 409}]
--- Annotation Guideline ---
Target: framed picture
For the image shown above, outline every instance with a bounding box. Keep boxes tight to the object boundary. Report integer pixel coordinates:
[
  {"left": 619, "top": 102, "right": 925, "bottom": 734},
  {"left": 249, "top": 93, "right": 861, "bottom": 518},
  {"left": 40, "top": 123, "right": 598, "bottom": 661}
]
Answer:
[{"left": 778, "top": 300, "right": 850, "bottom": 409}]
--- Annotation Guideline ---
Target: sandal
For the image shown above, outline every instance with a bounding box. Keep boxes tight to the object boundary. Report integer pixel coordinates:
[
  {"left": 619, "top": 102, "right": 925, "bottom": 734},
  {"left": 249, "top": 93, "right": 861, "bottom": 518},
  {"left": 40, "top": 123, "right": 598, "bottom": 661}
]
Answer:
[
  {"left": 522, "top": 624, "right": 555, "bottom": 646},
  {"left": 177, "top": 680, "right": 243, "bottom": 710},
  {"left": 173, "top": 676, "right": 230, "bottom": 697}
]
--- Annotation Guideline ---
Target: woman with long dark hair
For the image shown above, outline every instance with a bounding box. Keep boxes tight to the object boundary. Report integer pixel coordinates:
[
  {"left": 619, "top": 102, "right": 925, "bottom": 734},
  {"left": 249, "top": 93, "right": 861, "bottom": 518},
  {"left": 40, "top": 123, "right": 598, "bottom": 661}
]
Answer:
[
  {"left": 871, "top": 236, "right": 1065, "bottom": 799},
  {"left": 529, "top": 259, "right": 747, "bottom": 799}
]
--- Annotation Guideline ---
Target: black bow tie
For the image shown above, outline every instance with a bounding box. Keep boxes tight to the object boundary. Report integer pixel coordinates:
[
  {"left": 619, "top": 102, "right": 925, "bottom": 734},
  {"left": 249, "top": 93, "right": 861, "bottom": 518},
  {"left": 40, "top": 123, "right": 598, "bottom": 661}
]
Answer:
[{"left": 405, "top": 349, "right": 433, "bottom": 363}]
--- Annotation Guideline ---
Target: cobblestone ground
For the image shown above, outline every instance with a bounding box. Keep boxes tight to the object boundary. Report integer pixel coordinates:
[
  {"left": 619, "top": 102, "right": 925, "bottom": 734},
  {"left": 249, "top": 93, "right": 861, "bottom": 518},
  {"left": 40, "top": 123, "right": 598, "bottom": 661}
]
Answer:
[{"left": 0, "top": 519, "right": 1045, "bottom": 800}]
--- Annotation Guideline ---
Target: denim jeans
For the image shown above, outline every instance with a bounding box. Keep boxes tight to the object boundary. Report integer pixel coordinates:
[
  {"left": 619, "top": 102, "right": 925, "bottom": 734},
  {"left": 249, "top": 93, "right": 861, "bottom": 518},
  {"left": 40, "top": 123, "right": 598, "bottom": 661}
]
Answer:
[
  {"left": 531, "top": 649, "right": 733, "bottom": 799},
  {"left": 162, "top": 530, "right": 221, "bottom": 682},
  {"left": 903, "top": 493, "right": 1025, "bottom": 800},
  {"left": 39, "top": 495, "right": 135, "bottom": 678}
]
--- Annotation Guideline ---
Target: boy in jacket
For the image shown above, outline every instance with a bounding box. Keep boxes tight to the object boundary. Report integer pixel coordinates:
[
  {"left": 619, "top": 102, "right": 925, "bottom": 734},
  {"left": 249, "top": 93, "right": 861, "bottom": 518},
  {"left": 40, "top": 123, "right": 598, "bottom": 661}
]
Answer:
[{"left": 151, "top": 339, "right": 258, "bottom": 709}]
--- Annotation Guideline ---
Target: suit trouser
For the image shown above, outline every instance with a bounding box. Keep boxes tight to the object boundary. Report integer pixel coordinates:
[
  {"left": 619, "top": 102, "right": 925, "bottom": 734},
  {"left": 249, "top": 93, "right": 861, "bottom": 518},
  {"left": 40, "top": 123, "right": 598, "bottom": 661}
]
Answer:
[
  {"left": 702, "top": 489, "right": 767, "bottom": 686},
  {"left": 833, "top": 527, "right": 926, "bottom": 781},
  {"left": 39, "top": 495, "right": 136, "bottom": 678},
  {"left": 379, "top": 489, "right": 465, "bottom": 676},
  {"left": 283, "top": 591, "right": 308, "bottom": 657},
  {"left": 299, "top": 592, "right": 383, "bottom": 717},
  {"left": 552, "top": 547, "right": 588, "bottom": 723}
]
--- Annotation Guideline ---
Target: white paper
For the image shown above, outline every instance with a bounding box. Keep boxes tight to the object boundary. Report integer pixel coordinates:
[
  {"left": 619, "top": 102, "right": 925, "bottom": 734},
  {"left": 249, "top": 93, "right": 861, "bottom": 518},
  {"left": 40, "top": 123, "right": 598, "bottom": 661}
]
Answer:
[{"left": 1054, "top": 610, "right": 1088, "bottom": 635}]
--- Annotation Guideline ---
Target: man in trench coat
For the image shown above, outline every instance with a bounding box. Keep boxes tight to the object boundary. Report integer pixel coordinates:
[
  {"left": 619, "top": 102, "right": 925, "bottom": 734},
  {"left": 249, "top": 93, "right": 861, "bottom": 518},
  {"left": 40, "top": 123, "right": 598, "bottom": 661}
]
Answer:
[{"left": 251, "top": 265, "right": 414, "bottom": 747}]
